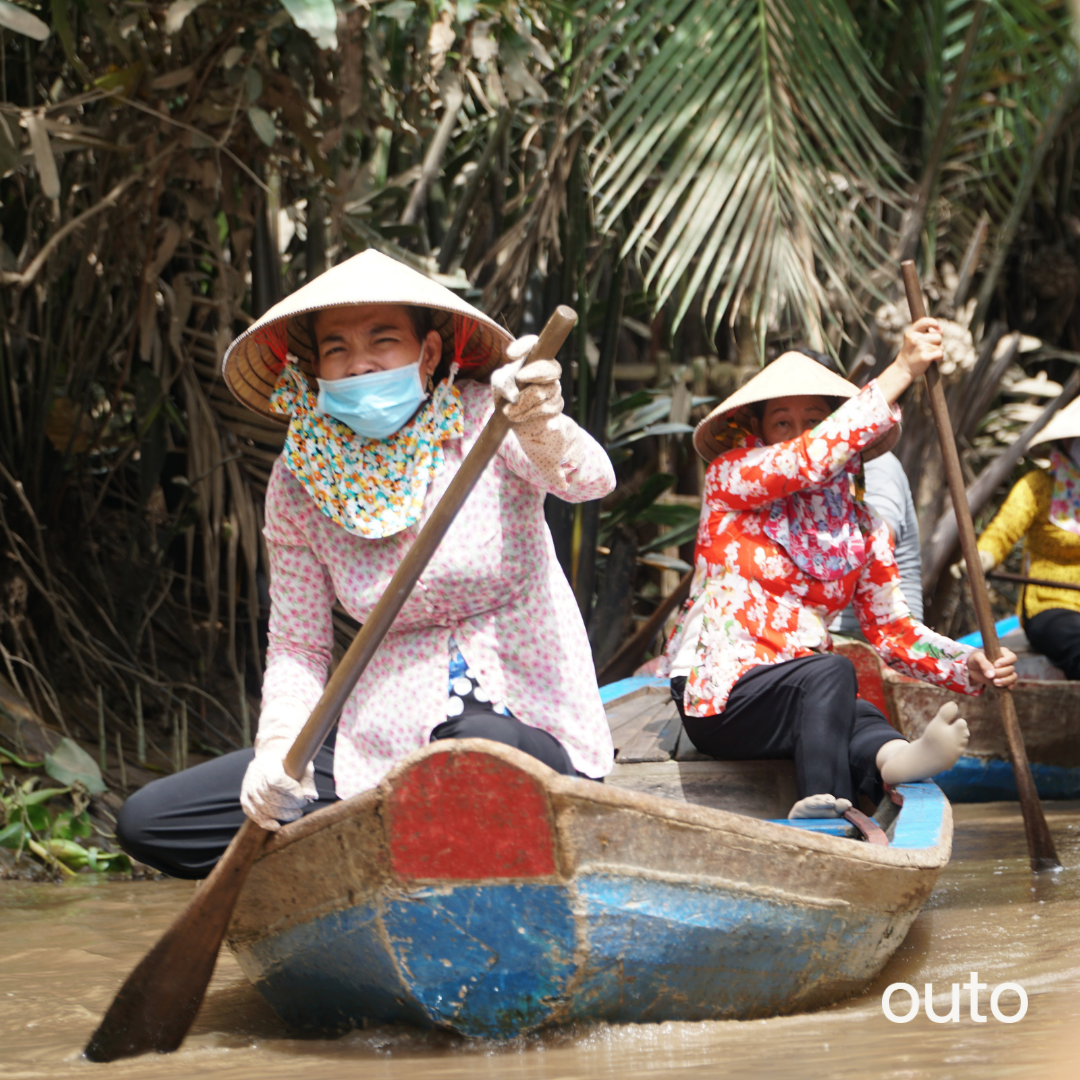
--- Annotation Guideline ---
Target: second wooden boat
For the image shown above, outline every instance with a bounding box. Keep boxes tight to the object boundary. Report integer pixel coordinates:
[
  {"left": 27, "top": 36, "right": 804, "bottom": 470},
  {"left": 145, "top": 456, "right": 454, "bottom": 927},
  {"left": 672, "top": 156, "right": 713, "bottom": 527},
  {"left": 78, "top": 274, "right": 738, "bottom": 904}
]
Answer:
[
  {"left": 835, "top": 631, "right": 1080, "bottom": 801},
  {"left": 224, "top": 677, "right": 950, "bottom": 1038}
]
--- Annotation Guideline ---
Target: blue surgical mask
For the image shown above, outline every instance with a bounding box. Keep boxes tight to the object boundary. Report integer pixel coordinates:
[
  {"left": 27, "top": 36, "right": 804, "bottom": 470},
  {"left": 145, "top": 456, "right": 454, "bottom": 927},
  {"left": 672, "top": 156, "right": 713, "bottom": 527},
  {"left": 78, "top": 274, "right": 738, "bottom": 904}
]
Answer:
[{"left": 316, "top": 355, "right": 427, "bottom": 440}]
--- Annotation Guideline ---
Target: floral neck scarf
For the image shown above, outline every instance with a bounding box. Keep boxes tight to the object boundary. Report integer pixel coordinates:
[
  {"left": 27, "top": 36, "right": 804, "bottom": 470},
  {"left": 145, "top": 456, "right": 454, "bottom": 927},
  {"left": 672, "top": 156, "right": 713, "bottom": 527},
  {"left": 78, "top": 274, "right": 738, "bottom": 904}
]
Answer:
[
  {"left": 1049, "top": 448, "right": 1080, "bottom": 537},
  {"left": 761, "top": 449, "right": 868, "bottom": 581},
  {"left": 270, "top": 362, "right": 464, "bottom": 539}
]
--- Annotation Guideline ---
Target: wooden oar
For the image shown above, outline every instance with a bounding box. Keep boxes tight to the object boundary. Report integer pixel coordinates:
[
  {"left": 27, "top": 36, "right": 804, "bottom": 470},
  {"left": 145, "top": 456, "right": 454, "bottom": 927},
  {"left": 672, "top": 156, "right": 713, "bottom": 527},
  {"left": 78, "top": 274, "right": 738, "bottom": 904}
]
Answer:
[
  {"left": 83, "top": 305, "right": 579, "bottom": 1062},
  {"left": 987, "top": 570, "right": 1080, "bottom": 595},
  {"left": 900, "top": 261, "right": 1060, "bottom": 873}
]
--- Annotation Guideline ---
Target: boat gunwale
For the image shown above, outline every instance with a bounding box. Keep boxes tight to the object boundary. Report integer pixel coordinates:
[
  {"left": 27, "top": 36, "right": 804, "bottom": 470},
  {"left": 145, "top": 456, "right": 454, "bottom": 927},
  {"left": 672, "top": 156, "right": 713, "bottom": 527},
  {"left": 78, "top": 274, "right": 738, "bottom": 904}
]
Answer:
[{"left": 258, "top": 738, "right": 952, "bottom": 873}]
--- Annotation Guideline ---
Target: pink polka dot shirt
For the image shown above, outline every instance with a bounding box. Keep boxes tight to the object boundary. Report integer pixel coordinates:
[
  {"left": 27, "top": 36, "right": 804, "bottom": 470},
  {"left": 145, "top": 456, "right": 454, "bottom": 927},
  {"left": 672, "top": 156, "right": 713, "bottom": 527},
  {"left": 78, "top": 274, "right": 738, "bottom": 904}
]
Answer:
[{"left": 261, "top": 380, "right": 617, "bottom": 798}]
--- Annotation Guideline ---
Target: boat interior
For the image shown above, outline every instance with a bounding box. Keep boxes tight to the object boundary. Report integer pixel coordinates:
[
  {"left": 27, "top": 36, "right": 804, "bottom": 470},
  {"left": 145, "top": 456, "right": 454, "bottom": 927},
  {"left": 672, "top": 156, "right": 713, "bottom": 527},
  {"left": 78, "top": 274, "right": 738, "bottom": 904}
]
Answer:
[{"left": 603, "top": 679, "right": 902, "bottom": 842}]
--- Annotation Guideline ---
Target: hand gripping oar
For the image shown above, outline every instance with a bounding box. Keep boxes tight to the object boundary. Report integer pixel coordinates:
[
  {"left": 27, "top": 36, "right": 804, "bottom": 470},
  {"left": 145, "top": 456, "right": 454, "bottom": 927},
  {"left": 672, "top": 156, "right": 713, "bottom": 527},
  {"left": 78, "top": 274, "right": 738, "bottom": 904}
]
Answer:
[
  {"left": 900, "top": 261, "right": 1060, "bottom": 873},
  {"left": 84, "top": 305, "right": 579, "bottom": 1062}
]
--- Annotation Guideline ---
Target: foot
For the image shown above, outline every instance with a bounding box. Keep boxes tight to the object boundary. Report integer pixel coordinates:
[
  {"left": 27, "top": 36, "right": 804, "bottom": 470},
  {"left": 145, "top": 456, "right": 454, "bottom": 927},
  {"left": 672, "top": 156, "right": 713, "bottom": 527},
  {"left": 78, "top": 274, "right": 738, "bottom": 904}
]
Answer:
[
  {"left": 878, "top": 701, "right": 970, "bottom": 785},
  {"left": 789, "top": 794, "right": 853, "bottom": 819}
]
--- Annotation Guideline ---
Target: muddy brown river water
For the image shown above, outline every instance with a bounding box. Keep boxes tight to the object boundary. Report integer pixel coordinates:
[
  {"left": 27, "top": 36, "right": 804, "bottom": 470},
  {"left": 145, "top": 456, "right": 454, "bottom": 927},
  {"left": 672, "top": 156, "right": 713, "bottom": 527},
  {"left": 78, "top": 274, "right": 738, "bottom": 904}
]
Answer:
[{"left": 3, "top": 802, "right": 1080, "bottom": 1079}]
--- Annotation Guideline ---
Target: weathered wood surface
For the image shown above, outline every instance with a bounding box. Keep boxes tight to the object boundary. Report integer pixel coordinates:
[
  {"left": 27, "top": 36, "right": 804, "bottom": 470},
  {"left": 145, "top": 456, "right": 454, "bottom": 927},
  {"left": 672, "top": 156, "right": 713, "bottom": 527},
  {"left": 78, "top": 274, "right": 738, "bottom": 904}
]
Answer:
[
  {"left": 226, "top": 732, "right": 951, "bottom": 1037},
  {"left": 615, "top": 699, "right": 681, "bottom": 762},
  {"left": 608, "top": 759, "right": 799, "bottom": 818},
  {"left": 605, "top": 683, "right": 682, "bottom": 763}
]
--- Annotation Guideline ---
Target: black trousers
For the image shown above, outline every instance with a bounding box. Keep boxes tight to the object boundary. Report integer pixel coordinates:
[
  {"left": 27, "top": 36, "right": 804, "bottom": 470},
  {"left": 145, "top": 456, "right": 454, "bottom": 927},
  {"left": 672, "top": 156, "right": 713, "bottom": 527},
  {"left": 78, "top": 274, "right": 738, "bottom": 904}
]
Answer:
[
  {"left": 1024, "top": 607, "right": 1080, "bottom": 681},
  {"left": 116, "top": 708, "right": 580, "bottom": 880},
  {"left": 671, "top": 653, "right": 901, "bottom": 805}
]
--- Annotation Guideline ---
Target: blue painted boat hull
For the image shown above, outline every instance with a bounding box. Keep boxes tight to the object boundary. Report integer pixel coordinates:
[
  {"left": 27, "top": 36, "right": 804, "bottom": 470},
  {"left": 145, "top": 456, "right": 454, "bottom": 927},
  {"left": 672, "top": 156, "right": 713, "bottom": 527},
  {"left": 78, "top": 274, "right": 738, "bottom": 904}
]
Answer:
[
  {"left": 236, "top": 874, "right": 904, "bottom": 1034},
  {"left": 226, "top": 741, "right": 951, "bottom": 1037}
]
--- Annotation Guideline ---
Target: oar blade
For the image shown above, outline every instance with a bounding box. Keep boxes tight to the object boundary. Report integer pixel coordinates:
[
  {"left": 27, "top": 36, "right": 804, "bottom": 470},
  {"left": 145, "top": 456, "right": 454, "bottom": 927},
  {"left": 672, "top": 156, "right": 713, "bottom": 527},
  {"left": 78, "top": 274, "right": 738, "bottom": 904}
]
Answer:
[
  {"left": 83, "top": 919, "right": 219, "bottom": 1061},
  {"left": 84, "top": 819, "right": 268, "bottom": 1062}
]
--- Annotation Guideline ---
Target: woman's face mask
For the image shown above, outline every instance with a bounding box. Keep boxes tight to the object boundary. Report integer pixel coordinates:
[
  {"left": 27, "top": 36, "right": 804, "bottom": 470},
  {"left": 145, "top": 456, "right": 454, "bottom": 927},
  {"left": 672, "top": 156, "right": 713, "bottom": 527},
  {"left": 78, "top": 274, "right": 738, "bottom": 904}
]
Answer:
[{"left": 317, "top": 345, "right": 428, "bottom": 440}]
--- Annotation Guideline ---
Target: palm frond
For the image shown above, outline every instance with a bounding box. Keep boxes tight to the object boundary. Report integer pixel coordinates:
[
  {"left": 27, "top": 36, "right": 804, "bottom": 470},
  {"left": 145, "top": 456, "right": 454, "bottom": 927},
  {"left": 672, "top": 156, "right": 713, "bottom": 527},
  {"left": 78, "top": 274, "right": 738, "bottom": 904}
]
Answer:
[
  {"left": 579, "top": 0, "right": 903, "bottom": 349},
  {"left": 924, "top": 0, "right": 1076, "bottom": 315}
]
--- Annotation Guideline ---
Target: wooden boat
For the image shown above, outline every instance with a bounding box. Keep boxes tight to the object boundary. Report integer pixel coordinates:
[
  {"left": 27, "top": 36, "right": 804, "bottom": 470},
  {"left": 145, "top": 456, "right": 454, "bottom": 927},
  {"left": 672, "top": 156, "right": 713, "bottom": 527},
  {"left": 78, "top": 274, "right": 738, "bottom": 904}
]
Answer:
[
  {"left": 224, "top": 677, "right": 951, "bottom": 1038},
  {"left": 835, "top": 628, "right": 1080, "bottom": 801}
]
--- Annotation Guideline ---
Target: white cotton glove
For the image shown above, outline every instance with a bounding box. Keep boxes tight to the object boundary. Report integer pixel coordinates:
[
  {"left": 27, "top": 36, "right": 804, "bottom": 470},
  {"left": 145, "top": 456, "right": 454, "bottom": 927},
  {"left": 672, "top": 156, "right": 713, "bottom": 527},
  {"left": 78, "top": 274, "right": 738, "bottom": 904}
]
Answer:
[
  {"left": 240, "top": 698, "right": 317, "bottom": 831},
  {"left": 491, "top": 335, "right": 586, "bottom": 492},
  {"left": 950, "top": 548, "right": 996, "bottom": 580}
]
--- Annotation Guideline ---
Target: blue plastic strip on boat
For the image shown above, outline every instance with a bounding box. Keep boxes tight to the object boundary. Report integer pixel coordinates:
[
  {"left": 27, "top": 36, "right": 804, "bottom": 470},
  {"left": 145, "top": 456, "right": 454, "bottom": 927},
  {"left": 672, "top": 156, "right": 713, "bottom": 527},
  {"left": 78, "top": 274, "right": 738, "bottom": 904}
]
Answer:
[
  {"left": 956, "top": 615, "right": 1020, "bottom": 648},
  {"left": 765, "top": 782, "right": 945, "bottom": 848},
  {"left": 887, "top": 781, "right": 945, "bottom": 849},
  {"left": 598, "top": 674, "right": 669, "bottom": 704},
  {"left": 931, "top": 755, "right": 1080, "bottom": 801},
  {"left": 765, "top": 819, "right": 853, "bottom": 836}
]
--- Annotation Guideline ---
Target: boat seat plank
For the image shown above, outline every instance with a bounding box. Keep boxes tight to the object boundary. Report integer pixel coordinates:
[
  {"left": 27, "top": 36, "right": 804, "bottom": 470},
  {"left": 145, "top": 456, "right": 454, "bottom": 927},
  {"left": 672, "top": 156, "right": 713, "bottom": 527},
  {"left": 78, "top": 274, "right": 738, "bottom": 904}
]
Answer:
[
  {"left": 607, "top": 697, "right": 672, "bottom": 751},
  {"left": 674, "top": 724, "right": 711, "bottom": 761},
  {"left": 614, "top": 699, "right": 682, "bottom": 763},
  {"left": 605, "top": 693, "right": 671, "bottom": 741},
  {"left": 607, "top": 759, "right": 799, "bottom": 819},
  {"left": 606, "top": 691, "right": 678, "bottom": 754}
]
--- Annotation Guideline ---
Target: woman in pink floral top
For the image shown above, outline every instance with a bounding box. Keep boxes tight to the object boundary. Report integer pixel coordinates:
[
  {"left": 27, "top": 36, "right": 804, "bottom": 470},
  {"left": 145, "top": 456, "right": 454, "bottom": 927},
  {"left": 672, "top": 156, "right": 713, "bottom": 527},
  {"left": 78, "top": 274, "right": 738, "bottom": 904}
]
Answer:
[
  {"left": 116, "top": 251, "right": 615, "bottom": 878},
  {"left": 662, "top": 325, "right": 1017, "bottom": 818}
]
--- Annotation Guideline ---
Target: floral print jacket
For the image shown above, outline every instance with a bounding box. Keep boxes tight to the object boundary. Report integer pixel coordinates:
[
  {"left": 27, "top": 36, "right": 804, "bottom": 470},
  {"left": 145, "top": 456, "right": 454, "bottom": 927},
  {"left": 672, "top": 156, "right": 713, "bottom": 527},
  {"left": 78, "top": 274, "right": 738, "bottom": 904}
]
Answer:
[
  {"left": 262, "top": 379, "right": 617, "bottom": 798},
  {"left": 663, "top": 382, "right": 978, "bottom": 718}
]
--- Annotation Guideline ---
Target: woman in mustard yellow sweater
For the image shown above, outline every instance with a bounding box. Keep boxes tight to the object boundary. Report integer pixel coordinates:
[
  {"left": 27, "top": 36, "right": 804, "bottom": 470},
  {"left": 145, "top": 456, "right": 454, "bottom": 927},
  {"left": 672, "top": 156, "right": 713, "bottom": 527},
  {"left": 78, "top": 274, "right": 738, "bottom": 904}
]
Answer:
[{"left": 976, "top": 398, "right": 1080, "bottom": 678}]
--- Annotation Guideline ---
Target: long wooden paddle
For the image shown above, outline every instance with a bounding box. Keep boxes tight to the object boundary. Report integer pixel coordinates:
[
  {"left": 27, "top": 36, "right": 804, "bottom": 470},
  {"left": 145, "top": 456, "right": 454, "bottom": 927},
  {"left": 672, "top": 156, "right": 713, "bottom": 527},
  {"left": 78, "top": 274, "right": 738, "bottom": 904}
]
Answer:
[
  {"left": 83, "top": 305, "right": 579, "bottom": 1062},
  {"left": 987, "top": 569, "right": 1080, "bottom": 595},
  {"left": 900, "top": 261, "right": 1060, "bottom": 873}
]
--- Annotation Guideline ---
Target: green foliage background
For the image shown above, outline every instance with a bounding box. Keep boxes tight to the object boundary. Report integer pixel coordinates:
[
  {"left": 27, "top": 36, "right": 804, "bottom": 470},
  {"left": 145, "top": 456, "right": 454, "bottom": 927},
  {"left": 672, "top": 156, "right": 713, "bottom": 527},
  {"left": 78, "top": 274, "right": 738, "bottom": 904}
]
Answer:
[{"left": 0, "top": 0, "right": 1077, "bottom": 781}]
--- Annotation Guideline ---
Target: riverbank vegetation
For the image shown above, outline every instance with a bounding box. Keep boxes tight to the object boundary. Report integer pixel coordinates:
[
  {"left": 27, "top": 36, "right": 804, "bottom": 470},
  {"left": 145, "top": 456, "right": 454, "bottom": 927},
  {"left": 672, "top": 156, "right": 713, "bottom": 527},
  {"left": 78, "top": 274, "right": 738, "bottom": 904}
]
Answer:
[
  {"left": 0, "top": 735, "right": 132, "bottom": 880},
  {"left": 0, "top": 1, "right": 1079, "bottom": 828}
]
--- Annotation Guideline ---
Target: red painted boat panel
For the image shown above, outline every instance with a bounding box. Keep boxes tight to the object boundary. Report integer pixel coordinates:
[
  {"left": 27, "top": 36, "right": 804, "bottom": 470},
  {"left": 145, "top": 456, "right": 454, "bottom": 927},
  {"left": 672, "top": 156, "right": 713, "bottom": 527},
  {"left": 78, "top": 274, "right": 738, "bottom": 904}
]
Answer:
[
  {"left": 386, "top": 748, "right": 556, "bottom": 881},
  {"left": 834, "top": 640, "right": 912, "bottom": 725}
]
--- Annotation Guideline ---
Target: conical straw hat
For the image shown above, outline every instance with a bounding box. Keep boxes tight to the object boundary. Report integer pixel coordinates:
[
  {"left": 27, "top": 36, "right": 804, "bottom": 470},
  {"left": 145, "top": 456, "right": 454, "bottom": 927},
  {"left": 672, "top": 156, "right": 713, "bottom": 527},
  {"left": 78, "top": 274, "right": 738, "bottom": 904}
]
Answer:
[
  {"left": 1030, "top": 395, "right": 1080, "bottom": 449},
  {"left": 222, "top": 250, "right": 513, "bottom": 424},
  {"left": 694, "top": 351, "right": 861, "bottom": 462}
]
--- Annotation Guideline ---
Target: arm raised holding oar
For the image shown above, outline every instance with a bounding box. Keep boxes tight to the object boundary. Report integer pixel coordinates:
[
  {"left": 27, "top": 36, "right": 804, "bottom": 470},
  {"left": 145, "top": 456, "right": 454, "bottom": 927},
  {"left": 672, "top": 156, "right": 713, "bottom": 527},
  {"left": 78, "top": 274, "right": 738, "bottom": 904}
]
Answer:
[{"left": 85, "top": 251, "right": 616, "bottom": 1061}]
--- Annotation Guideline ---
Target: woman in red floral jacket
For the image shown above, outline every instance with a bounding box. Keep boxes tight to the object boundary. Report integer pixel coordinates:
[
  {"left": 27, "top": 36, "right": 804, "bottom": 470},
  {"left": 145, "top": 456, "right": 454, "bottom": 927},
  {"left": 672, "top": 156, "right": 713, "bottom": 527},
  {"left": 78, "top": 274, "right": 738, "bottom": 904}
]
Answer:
[{"left": 662, "top": 323, "right": 1016, "bottom": 817}]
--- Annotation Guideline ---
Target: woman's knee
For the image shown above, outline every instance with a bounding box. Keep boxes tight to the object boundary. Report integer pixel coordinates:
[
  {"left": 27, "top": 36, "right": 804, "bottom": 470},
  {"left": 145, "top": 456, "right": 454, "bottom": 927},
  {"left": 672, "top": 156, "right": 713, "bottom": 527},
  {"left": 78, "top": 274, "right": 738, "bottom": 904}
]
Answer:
[
  {"left": 113, "top": 781, "right": 180, "bottom": 873},
  {"left": 115, "top": 782, "right": 158, "bottom": 854}
]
